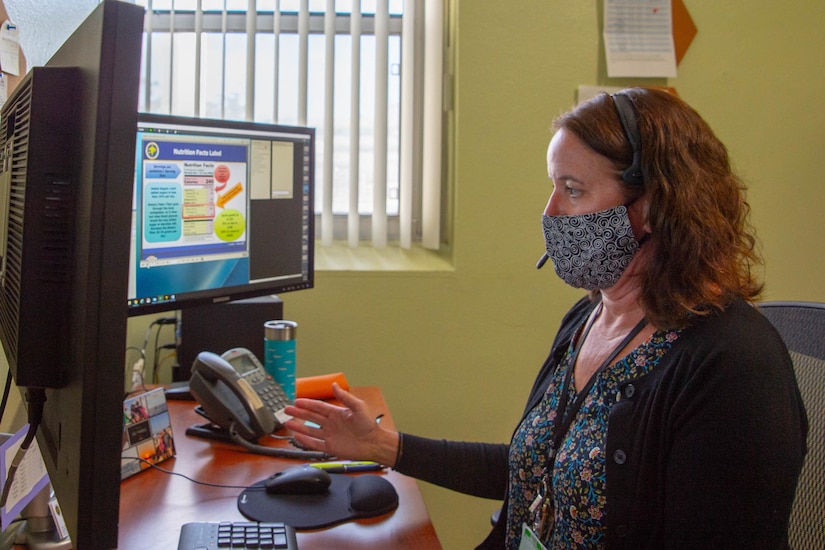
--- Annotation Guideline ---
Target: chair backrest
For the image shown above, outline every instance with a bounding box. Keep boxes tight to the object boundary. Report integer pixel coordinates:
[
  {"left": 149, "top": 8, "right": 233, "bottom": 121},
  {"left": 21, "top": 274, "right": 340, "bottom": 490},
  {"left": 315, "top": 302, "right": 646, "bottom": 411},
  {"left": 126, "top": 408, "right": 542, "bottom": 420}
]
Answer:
[{"left": 759, "top": 301, "right": 825, "bottom": 550}]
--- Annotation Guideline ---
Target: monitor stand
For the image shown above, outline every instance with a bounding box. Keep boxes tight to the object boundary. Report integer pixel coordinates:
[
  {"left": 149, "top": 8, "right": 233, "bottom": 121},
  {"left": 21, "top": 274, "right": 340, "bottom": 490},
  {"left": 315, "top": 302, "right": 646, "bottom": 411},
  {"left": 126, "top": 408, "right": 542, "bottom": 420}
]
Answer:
[{"left": 1, "top": 484, "right": 71, "bottom": 549}]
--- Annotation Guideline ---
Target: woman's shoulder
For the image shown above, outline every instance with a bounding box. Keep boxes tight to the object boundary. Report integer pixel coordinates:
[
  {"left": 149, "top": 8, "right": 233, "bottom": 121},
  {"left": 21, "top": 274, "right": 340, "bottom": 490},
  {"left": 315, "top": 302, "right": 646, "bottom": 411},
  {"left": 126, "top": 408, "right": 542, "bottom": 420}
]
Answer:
[
  {"left": 684, "top": 299, "right": 780, "bottom": 342},
  {"left": 638, "top": 299, "right": 799, "bottom": 416},
  {"left": 673, "top": 298, "right": 791, "bottom": 368}
]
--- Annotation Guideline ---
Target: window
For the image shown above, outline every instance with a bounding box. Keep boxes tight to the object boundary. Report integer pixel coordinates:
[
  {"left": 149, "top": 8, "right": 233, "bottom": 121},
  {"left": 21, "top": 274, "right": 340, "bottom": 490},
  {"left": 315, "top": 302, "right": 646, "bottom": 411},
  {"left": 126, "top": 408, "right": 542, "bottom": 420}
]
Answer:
[{"left": 135, "top": 0, "right": 447, "bottom": 250}]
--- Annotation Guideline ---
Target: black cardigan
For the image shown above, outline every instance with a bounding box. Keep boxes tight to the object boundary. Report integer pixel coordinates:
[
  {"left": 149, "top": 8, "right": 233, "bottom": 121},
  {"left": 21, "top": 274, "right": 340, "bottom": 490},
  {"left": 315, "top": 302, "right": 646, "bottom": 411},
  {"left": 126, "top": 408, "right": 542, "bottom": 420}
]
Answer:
[{"left": 395, "top": 297, "right": 808, "bottom": 549}]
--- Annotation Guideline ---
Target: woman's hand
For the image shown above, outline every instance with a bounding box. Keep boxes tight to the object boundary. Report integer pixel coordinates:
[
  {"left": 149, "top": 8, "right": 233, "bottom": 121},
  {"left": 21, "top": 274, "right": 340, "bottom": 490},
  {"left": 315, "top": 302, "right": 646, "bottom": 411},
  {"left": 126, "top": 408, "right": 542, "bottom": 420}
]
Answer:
[{"left": 284, "top": 383, "right": 400, "bottom": 466}]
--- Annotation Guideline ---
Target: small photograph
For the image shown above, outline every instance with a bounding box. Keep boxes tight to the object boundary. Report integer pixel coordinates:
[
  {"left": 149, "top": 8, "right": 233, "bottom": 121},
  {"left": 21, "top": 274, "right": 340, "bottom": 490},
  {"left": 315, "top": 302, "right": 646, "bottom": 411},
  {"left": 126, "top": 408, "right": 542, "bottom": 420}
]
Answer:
[
  {"left": 124, "top": 395, "right": 150, "bottom": 425},
  {"left": 145, "top": 389, "right": 168, "bottom": 417},
  {"left": 120, "top": 388, "right": 175, "bottom": 480},
  {"left": 153, "top": 426, "right": 176, "bottom": 463}
]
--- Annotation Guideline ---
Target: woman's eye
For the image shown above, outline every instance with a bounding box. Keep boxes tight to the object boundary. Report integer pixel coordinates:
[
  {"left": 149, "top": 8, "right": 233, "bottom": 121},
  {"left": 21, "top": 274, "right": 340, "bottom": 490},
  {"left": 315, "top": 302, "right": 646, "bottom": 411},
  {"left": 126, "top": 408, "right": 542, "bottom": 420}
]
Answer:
[
  {"left": 565, "top": 185, "right": 581, "bottom": 198},
  {"left": 550, "top": 179, "right": 582, "bottom": 199}
]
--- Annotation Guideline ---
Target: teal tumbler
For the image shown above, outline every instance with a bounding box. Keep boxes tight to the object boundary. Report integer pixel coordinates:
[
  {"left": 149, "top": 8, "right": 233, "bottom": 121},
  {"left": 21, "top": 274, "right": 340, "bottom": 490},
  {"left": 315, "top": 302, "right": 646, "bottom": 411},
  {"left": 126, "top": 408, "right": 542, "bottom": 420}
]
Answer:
[{"left": 264, "top": 320, "right": 298, "bottom": 402}]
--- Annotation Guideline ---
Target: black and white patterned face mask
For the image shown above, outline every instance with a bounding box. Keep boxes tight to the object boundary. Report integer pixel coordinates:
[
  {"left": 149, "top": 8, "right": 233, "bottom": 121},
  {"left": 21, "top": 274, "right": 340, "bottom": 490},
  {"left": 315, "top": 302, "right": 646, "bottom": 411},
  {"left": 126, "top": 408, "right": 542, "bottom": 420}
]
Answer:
[{"left": 541, "top": 204, "right": 640, "bottom": 290}]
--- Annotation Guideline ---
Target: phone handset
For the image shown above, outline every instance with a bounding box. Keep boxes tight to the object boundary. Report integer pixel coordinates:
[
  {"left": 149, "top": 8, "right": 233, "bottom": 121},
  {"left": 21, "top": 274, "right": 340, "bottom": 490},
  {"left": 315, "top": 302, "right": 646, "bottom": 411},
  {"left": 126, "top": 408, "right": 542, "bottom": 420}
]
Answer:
[{"left": 189, "top": 351, "right": 277, "bottom": 440}]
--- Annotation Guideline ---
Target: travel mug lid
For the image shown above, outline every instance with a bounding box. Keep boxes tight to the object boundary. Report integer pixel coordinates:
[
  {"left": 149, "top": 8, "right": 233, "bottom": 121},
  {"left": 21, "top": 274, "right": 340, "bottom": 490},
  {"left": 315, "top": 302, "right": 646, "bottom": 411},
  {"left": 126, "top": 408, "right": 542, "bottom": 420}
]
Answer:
[{"left": 265, "top": 320, "right": 298, "bottom": 340}]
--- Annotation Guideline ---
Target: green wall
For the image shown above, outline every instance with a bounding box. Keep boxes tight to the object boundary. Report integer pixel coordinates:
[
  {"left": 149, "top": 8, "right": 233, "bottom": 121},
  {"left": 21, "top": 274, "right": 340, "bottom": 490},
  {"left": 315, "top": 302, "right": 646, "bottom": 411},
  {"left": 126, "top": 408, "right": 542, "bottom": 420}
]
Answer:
[{"left": 2, "top": 2, "right": 824, "bottom": 549}]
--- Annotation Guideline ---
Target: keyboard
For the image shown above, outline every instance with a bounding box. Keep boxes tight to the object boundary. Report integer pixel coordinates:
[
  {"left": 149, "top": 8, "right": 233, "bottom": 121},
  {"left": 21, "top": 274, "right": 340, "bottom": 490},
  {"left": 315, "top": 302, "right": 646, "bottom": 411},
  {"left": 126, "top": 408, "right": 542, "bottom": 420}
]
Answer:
[{"left": 177, "top": 521, "right": 299, "bottom": 549}]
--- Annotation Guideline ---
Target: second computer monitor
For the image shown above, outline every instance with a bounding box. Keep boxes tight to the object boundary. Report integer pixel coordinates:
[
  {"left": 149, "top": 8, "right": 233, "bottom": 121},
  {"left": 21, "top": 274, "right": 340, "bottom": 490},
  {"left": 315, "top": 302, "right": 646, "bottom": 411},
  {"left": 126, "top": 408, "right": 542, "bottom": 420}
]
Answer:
[{"left": 128, "top": 114, "right": 315, "bottom": 317}]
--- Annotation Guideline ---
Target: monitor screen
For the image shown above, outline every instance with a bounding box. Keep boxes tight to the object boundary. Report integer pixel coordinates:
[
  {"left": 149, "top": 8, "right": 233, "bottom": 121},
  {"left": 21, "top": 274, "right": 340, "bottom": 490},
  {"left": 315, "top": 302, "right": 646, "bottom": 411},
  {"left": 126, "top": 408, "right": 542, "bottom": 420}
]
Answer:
[{"left": 127, "top": 114, "right": 315, "bottom": 316}]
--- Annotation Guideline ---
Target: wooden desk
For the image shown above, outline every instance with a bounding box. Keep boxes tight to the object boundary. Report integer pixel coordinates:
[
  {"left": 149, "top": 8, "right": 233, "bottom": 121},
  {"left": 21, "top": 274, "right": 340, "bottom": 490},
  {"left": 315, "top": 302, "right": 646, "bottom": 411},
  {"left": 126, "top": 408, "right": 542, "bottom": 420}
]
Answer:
[{"left": 118, "top": 387, "right": 442, "bottom": 549}]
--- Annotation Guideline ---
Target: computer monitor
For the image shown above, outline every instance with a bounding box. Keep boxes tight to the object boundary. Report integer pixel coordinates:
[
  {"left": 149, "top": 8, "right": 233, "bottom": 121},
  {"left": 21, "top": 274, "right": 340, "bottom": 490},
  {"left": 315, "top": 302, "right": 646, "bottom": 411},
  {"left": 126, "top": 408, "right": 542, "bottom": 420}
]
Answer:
[
  {"left": 0, "top": 1, "right": 143, "bottom": 548},
  {"left": 127, "top": 114, "right": 315, "bottom": 317}
]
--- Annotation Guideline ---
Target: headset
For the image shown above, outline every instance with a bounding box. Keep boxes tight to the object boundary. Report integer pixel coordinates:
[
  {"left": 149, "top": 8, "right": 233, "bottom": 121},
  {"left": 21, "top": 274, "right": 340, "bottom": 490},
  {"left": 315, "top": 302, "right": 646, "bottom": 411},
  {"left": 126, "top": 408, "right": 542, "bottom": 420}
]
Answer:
[{"left": 610, "top": 91, "right": 645, "bottom": 186}]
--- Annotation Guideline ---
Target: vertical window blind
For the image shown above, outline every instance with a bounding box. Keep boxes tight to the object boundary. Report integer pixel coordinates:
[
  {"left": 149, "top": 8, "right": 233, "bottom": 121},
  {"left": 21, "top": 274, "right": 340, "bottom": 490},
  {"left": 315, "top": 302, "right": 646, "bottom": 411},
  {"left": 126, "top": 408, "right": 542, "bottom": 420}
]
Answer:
[{"left": 135, "top": 0, "right": 446, "bottom": 250}]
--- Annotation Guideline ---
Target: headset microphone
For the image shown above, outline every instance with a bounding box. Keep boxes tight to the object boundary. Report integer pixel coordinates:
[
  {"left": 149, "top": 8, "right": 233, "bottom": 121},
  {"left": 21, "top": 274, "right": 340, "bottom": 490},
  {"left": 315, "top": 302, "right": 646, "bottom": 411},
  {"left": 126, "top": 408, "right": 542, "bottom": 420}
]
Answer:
[{"left": 536, "top": 253, "right": 550, "bottom": 270}]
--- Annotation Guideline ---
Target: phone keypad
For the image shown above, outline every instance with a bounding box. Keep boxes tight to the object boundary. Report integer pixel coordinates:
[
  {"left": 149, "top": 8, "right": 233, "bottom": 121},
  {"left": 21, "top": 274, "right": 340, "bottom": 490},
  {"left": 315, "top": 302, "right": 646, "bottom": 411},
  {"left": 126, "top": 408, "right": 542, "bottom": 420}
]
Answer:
[
  {"left": 257, "top": 379, "right": 291, "bottom": 413},
  {"left": 222, "top": 348, "right": 292, "bottom": 428}
]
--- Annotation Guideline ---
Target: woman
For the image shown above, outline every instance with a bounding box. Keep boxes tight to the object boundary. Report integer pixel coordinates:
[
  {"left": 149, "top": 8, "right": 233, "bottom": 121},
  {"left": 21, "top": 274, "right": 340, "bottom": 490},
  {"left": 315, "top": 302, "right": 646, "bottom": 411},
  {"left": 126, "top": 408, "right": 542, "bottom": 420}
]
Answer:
[{"left": 285, "top": 88, "right": 808, "bottom": 549}]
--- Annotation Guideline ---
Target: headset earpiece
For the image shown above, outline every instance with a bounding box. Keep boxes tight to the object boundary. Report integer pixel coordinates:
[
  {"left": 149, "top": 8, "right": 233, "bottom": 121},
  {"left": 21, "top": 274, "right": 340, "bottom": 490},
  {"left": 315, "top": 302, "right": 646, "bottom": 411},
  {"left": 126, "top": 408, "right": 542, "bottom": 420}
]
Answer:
[{"left": 611, "top": 92, "right": 644, "bottom": 186}]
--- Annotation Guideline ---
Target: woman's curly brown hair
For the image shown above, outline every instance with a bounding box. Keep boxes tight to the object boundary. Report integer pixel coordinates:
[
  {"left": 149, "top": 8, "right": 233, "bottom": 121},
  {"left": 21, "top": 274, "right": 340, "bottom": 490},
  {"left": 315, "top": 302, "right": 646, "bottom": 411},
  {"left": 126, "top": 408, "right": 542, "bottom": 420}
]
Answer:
[{"left": 553, "top": 88, "right": 763, "bottom": 329}]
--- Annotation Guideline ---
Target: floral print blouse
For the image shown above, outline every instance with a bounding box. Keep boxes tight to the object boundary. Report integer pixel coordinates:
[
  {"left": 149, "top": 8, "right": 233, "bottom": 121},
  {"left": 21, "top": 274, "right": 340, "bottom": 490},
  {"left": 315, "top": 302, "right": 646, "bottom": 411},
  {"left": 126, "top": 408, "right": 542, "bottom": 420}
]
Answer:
[{"left": 506, "top": 325, "right": 680, "bottom": 549}]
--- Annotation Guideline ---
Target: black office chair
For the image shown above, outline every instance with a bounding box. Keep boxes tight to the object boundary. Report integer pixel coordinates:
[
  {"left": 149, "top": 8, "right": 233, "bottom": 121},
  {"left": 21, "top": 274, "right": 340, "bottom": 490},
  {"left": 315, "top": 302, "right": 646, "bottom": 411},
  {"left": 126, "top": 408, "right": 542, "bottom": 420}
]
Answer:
[{"left": 759, "top": 301, "right": 825, "bottom": 550}]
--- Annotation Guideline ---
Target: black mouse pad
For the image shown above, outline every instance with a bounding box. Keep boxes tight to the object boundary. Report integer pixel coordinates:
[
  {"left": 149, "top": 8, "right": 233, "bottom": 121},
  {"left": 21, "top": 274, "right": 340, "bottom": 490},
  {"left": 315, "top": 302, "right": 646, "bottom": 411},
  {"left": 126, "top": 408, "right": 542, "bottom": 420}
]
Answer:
[{"left": 237, "top": 473, "right": 399, "bottom": 530}]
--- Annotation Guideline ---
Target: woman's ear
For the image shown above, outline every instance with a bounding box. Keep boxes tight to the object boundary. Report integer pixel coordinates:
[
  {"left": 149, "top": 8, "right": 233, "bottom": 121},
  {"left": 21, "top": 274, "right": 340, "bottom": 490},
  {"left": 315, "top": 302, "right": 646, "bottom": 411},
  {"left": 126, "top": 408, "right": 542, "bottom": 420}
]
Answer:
[
  {"left": 642, "top": 196, "right": 652, "bottom": 234},
  {"left": 630, "top": 194, "right": 652, "bottom": 236}
]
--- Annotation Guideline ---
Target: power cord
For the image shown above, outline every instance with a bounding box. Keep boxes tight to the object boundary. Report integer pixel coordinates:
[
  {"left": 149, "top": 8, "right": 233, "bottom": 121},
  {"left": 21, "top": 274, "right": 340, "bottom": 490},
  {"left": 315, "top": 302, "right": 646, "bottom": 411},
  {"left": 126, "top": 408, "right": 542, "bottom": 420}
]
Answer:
[
  {"left": 0, "top": 370, "right": 12, "bottom": 427},
  {"left": 122, "top": 457, "right": 271, "bottom": 491},
  {"left": 124, "top": 345, "right": 146, "bottom": 395},
  {"left": 151, "top": 318, "right": 178, "bottom": 384},
  {"left": 153, "top": 345, "right": 178, "bottom": 384},
  {"left": 128, "top": 316, "right": 177, "bottom": 391}
]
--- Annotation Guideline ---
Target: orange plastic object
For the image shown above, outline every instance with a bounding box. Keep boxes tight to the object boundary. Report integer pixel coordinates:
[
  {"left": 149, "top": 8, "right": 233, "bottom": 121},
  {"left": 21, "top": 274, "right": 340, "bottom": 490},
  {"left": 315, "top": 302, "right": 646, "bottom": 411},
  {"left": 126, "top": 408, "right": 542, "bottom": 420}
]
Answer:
[{"left": 295, "top": 372, "right": 350, "bottom": 399}]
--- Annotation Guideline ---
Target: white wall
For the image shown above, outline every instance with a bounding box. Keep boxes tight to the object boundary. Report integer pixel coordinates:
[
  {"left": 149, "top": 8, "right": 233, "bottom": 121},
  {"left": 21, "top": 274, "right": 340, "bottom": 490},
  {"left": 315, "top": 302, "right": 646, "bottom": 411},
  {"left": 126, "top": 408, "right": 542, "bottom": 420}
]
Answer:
[{"left": 5, "top": 0, "right": 98, "bottom": 67}]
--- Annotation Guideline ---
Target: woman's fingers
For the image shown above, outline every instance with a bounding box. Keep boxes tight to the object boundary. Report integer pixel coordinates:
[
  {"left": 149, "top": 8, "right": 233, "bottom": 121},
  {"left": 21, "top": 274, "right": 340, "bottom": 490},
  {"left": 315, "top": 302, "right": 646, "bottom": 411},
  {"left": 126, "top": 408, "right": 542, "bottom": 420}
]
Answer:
[
  {"left": 282, "top": 388, "right": 384, "bottom": 461},
  {"left": 331, "top": 383, "right": 371, "bottom": 414},
  {"left": 284, "top": 417, "right": 318, "bottom": 436},
  {"left": 289, "top": 397, "right": 340, "bottom": 416}
]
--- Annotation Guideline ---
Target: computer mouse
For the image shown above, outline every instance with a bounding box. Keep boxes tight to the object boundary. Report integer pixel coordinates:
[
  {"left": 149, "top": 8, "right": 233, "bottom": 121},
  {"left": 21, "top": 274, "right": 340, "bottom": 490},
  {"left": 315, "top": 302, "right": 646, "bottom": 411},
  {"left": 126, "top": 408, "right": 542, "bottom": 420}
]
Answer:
[{"left": 264, "top": 466, "right": 332, "bottom": 495}]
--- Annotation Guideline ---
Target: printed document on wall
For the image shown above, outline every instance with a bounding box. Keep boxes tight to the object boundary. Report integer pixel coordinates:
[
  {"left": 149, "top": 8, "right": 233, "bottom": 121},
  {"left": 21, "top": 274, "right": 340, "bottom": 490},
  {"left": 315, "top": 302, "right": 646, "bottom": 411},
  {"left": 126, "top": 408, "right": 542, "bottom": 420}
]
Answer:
[
  {"left": 604, "top": 0, "right": 677, "bottom": 78},
  {"left": 0, "top": 21, "right": 20, "bottom": 76}
]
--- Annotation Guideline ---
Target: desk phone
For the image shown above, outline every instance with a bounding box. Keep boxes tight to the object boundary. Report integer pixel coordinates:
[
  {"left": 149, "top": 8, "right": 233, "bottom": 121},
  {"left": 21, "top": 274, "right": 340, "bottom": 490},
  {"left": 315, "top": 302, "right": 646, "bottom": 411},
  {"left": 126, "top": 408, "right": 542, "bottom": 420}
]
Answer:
[{"left": 189, "top": 348, "right": 291, "bottom": 440}]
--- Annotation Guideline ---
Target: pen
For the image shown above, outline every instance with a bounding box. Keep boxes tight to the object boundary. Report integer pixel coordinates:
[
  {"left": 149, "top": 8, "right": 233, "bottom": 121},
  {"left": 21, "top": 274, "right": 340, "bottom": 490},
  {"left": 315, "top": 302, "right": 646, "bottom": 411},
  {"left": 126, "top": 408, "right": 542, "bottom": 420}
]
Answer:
[{"left": 310, "top": 461, "right": 385, "bottom": 473}]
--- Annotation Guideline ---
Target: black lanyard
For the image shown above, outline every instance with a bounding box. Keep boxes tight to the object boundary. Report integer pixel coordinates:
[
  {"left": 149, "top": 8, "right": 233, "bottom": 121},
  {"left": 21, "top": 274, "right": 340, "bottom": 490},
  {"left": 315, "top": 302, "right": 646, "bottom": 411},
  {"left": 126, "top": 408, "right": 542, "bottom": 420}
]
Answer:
[{"left": 548, "top": 308, "right": 648, "bottom": 457}]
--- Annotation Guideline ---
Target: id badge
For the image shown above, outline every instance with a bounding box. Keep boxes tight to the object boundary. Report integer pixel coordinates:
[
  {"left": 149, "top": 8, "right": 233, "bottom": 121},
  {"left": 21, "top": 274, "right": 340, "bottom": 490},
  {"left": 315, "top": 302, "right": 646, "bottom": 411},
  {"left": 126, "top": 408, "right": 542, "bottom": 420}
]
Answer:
[{"left": 519, "top": 523, "right": 549, "bottom": 550}]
